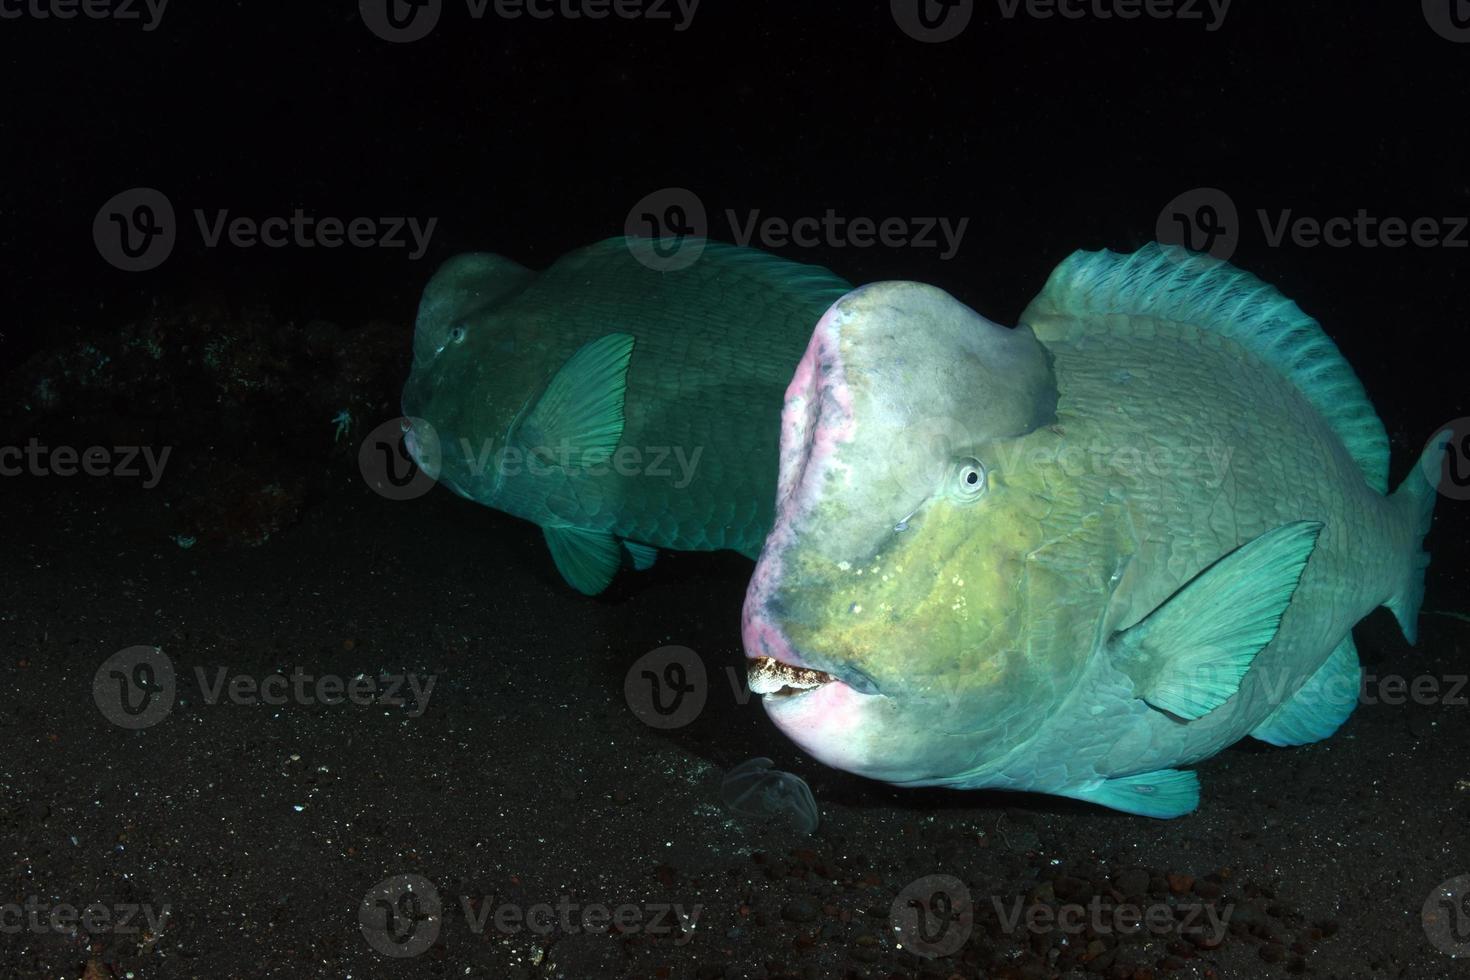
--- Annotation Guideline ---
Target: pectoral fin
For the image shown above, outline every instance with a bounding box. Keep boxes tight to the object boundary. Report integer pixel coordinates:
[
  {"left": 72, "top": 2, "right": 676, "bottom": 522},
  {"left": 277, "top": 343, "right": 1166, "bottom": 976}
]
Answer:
[
  {"left": 1110, "top": 520, "right": 1324, "bottom": 721},
  {"left": 1251, "top": 632, "right": 1360, "bottom": 746},
  {"left": 520, "top": 333, "right": 635, "bottom": 466},
  {"left": 1057, "top": 769, "right": 1200, "bottom": 819},
  {"left": 543, "top": 524, "right": 622, "bottom": 595},
  {"left": 623, "top": 540, "right": 658, "bottom": 570}
]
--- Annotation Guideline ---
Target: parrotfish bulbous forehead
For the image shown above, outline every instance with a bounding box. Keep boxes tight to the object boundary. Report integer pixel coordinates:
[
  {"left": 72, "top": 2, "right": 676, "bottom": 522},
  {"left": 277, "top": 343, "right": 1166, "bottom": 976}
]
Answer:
[
  {"left": 743, "top": 281, "right": 1060, "bottom": 783},
  {"left": 769, "top": 281, "right": 1058, "bottom": 558}
]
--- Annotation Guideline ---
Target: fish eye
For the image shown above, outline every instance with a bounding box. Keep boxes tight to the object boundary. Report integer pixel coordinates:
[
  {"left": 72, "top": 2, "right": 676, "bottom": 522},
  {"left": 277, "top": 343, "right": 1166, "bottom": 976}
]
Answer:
[
  {"left": 953, "top": 456, "right": 987, "bottom": 499},
  {"left": 448, "top": 323, "right": 467, "bottom": 345}
]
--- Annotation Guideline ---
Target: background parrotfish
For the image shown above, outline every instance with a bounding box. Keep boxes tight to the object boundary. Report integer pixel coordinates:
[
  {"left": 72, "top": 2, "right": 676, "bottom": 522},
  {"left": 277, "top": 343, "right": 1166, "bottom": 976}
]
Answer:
[
  {"left": 743, "top": 243, "right": 1446, "bottom": 818},
  {"left": 400, "top": 237, "right": 850, "bottom": 594}
]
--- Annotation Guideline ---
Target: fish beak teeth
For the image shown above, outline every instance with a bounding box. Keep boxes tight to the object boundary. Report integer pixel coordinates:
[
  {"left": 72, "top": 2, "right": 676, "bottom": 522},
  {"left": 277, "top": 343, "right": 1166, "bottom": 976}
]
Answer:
[{"left": 747, "top": 656, "right": 837, "bottom": 698}]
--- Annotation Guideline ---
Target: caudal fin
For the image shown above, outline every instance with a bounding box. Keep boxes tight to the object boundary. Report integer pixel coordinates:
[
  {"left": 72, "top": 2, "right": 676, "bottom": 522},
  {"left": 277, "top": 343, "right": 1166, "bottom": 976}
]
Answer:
[{"left": 1386, "top": 429, "right": 1452, "bottom": 644}]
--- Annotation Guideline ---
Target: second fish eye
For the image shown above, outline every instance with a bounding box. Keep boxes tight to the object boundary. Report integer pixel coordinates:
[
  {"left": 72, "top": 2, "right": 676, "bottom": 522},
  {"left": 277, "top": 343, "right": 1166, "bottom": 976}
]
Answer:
[{"left": 449, "top": 323, "right": 467, "bottom": 345}]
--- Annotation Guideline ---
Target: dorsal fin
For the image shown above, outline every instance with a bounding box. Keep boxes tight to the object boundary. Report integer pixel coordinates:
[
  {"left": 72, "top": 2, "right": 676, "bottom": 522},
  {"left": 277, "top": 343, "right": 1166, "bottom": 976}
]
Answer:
[
  {"left": 1020, "top": 243, "right": 1390, "bottom": 493},
  {"left": 585, "top": 236, "right": 853, "bottom": 306}
]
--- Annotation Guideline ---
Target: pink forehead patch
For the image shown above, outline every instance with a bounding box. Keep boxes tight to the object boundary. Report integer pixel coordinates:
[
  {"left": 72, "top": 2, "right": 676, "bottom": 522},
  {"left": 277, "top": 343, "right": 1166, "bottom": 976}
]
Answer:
[{"left": 742, "top": 294, "right": 860, "bottom": 661}]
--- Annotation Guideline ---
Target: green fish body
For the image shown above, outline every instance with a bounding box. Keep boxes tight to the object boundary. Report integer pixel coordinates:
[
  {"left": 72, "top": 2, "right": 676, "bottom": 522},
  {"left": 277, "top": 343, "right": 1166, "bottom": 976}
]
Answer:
[
  {"left": 743, "top": 243, "right": 1445, "bottom": 817},
  {"left": 400, "top": 237, "right": 850, "bottom": 594}
]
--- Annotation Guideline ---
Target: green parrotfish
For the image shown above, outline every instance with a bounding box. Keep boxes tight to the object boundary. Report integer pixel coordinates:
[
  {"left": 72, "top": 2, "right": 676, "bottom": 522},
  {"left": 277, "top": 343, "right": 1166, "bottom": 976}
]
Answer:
[
  {"left": 400, "top": 237, "right": 850, "bottom": 594},
  {"left": 743, "top": 243, "right": 1446, "bottom": 817}
]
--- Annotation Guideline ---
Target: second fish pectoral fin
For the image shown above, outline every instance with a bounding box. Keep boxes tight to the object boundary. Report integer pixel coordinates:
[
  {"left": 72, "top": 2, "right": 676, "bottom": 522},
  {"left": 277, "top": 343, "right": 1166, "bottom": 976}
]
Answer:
[
  {"left": 521, "top": 332, "right": 635, "bottom": 466},
  {"left": 543, "top": 524, "right": 622, "bottom": 595},
  {"left": 623, "top": 539, "right": 658, "bottom": 570},
  {"left": 1109, "top": 520, "right": 1325, "bottom": 722}
]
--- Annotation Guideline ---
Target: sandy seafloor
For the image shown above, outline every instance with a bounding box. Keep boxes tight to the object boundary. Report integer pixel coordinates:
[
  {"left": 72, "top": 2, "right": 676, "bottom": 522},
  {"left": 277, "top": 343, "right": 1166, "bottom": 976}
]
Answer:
[{"left": 1, "top": 448, "right": 1466, "bottom": 978}]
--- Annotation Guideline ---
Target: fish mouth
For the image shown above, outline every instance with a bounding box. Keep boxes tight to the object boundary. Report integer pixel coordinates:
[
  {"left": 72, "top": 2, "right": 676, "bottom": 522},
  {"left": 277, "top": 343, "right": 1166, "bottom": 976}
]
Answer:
[{"left": 746, "top": 656, "right": 840, "bottom": 699}]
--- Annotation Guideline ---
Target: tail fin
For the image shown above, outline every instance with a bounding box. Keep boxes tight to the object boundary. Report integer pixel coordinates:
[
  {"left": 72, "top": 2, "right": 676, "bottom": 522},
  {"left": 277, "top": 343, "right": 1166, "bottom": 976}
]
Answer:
[{"left": 1386, "top": 429, "right": 1452, "bottom": 644}]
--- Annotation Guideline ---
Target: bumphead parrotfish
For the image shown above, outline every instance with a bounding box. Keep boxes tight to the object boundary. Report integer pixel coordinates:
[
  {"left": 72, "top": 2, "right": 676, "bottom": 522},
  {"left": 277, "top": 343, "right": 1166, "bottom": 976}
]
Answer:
[
  {"left": 743, "top": 243, "right": 1445, "bottom": 817},
  {"left": 401, "top": 237, "right": 850, "bottom": 594}
]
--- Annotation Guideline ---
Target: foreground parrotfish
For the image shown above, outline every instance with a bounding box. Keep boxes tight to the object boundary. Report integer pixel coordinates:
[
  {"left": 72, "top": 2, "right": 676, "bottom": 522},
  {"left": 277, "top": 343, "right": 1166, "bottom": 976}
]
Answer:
[
  {"left": 400, "top": 237, "right": 850, "bottom": 594},
  {"left": 742, "top": 243, "right": 1446, "bottom": 817}
]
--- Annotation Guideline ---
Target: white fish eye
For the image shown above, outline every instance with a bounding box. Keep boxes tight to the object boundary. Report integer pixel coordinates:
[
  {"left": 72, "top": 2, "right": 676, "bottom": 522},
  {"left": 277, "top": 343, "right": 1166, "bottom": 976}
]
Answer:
[
  {"left": 448, "top": 323, "right": 467, "bottom": 345},
  {"left": 953, "top": 456, "right": 987, "bottom": 499}
]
